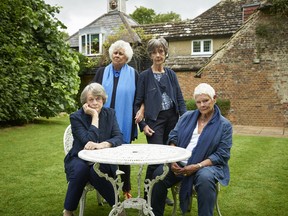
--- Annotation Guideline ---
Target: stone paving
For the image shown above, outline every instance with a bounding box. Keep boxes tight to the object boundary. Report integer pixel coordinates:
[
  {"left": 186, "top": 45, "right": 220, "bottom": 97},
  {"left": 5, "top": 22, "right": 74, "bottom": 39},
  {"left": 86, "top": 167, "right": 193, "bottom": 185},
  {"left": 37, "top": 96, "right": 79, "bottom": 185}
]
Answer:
[{"left": 233, "top": 125, "right": 288, "bottom": 137}]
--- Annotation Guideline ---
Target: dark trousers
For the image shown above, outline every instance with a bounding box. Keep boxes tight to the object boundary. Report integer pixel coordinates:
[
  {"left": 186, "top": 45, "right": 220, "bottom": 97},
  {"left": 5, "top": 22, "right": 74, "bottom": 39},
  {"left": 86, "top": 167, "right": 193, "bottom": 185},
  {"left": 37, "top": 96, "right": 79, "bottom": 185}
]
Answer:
[
  {"left": 151, "top": 165, "right": 217, "bottom": 216},
  {"left": 144, "top": 109, "right": 178, "bottom": 199},
  {"left": 64, "top": 157, "right": 116, "bottom": 211},
  {"left": 119, "top": 164, "right": 131, "bottom": 192},
  {"left": 145, "top": 109, "right": 178, "bottom": 180}
]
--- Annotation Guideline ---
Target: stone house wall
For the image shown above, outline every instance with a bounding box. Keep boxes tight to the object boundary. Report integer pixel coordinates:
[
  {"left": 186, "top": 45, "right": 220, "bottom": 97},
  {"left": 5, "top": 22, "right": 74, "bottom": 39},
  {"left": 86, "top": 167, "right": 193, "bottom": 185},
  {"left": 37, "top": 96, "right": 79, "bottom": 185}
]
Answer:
[{"left": 176, "top": 12, "right": 288, "bottom": 127}]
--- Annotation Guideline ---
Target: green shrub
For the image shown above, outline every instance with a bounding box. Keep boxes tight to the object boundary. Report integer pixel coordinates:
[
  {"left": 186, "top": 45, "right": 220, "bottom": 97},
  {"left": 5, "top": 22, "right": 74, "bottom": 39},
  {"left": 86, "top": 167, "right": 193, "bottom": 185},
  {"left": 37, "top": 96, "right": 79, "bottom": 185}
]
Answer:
[
  {"left": 0, "top": 0, "right": 80, "bottom": 125},
  {"left": 185, "top": 98, "right": 231, "bottom": 117},
  {"left": 185, "top": 99, "right": 197, "bottom": 111},
  {"left": 216, "top": 98, "right": 231, "bottom": 116}
]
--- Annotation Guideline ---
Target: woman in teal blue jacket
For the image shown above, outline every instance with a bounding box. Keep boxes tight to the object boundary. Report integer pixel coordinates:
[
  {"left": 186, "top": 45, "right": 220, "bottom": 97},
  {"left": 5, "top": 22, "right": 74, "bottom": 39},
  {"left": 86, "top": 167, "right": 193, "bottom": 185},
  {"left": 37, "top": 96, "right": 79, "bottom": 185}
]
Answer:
[{"left": 151, "top": 83, "right": 233, "bottom": 216}]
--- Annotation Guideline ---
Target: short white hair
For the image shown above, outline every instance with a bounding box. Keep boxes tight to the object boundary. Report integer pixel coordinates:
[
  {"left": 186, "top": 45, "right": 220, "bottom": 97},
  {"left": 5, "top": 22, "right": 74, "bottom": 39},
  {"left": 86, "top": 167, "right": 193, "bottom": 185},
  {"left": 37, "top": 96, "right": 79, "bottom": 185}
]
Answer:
[
  {"left": 193, "top": 83, "right": 215, "bottom": 99},
  {"left": 108, "top": 40, "right": 133, "bottom": 63}
]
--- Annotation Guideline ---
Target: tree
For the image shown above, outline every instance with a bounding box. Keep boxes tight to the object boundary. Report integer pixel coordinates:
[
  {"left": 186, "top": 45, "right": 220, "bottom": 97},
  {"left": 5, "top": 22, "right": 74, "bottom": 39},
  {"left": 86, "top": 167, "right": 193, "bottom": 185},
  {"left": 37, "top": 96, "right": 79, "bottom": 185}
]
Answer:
[
  {"left": 130, "top": 6, "right": 156, "bottom": 24},
  {"left": 0, "top": 0, "right": 80, "bottom": 125},
  {"left": 130, "top": 6, "right": 181, "bottom": 24},
  {"left": 267, "top": 0, "right": 288, "bottom": 17},
  {"left": 153, "top": 12, "right": 181, "bottom": 23}
]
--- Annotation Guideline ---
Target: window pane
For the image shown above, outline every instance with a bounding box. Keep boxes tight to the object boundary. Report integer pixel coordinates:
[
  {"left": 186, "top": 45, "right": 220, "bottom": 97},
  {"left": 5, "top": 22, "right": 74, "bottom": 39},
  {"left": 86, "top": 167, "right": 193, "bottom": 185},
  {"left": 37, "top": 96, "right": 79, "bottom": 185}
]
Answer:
[
  {"left": 81, "top": 35, "right": 86, "bottom": 54},
  {"left": 203, "top": 41, "right": 211, "bottom": 52},
  {"left": 91, "top": 34, "right": 99, "bottom": 54},
  {"left": 87, "top": 35, "right": 91, "bottom": 54},
  {"left": 193, "top": 41, "right": 201, "bottom": 52}
]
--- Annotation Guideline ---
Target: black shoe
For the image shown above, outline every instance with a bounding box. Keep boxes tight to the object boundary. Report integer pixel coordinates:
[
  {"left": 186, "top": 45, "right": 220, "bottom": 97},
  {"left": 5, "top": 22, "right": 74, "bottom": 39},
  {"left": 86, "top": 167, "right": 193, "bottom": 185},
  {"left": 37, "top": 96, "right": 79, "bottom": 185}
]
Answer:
[{"left": 165, "top": 197, "right": 174, "bottom": 206}]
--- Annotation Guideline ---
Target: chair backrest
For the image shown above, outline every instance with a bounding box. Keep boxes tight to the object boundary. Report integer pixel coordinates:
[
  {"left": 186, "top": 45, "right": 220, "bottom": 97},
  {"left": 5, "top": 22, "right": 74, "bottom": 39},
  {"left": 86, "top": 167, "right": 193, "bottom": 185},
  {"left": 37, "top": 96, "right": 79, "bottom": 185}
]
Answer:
[{"left": 63, "top": 124, "right": 73, "bottom": 155}]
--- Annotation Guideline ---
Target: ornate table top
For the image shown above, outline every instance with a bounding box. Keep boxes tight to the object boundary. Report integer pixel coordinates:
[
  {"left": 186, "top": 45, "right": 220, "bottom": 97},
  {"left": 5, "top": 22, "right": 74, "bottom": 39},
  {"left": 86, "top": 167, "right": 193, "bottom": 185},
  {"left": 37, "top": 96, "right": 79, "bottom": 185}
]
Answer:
[{"left": 78, "top": 144, "right": 191, "bottom": 165}]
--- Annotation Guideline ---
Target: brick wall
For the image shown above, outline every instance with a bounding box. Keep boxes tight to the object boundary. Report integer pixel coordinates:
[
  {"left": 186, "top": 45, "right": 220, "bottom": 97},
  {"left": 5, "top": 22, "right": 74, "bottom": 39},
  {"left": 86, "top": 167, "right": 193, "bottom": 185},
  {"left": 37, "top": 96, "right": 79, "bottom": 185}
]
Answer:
[{"left": 177, "top": 12, "right": 288, "bottom": 127}]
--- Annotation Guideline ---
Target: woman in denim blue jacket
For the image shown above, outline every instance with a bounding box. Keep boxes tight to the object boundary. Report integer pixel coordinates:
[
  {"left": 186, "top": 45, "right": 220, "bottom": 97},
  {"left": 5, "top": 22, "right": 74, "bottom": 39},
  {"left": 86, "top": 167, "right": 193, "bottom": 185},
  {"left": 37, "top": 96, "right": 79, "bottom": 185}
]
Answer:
[{"left": 151, "top": 83, "right": 233, "bottom": 216}]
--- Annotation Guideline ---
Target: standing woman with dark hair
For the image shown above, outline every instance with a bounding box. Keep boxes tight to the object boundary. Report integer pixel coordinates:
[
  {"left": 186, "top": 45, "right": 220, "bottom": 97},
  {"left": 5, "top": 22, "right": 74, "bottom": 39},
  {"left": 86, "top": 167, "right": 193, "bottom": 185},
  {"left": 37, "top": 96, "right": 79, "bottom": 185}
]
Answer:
[
  {"left": 134, "top": 37, "right": 187, "bottom": 203},
  {"left": 92, "top": 40, "right": 143, "bottom": 199}
]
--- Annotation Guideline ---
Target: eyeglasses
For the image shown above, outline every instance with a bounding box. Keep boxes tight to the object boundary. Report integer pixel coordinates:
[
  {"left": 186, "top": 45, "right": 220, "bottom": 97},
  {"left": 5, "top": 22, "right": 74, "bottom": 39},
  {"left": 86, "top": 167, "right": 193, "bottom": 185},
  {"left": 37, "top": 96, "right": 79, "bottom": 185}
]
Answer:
[{"left": 88, "top": 96, "right": 103, "bottom": 103}]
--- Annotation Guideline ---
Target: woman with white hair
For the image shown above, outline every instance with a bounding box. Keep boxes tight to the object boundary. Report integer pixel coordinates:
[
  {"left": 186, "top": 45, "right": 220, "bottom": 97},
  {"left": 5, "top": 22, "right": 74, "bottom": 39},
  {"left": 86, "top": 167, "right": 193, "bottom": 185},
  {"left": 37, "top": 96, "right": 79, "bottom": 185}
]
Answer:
[
  {"left": 92, "top": 40, "right": 142, "bottom": 199},
  {"left": 151, "top": 83, "right": 233, "bottom": 216}
]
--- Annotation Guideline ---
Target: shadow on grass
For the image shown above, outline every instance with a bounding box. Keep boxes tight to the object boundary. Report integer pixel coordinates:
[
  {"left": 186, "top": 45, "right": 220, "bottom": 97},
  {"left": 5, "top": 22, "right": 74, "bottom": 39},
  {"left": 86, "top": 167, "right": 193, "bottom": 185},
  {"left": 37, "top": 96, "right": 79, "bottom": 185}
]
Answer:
[{"left": 32, "top": 115, "right": 69, "bottom": 125}]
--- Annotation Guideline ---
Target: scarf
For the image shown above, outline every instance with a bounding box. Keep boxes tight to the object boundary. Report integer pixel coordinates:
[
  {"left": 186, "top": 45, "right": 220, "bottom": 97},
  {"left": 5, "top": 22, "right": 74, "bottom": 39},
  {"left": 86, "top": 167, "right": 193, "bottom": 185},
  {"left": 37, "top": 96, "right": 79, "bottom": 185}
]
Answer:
[
  {"left": 177, "top": 105, "right": 221, "bottom": 213},
  {"left": 102, "top": 63, "right": 136, "bottom": 143}
]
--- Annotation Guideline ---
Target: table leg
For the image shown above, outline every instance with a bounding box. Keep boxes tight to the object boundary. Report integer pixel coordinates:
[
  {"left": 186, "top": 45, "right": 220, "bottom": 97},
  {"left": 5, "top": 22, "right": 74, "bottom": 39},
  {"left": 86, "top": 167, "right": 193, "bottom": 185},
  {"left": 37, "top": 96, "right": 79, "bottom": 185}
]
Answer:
[
  {"left": 93, "top": 163, "right": 169, "bottom": 216},
  {"left": 143, "top": 163, "right": 169, "bottom": 215},
  {"left": 137, "top": 165, "right": 144, "bottom": 198},
  {"left": 93, "top": 163, "right": 125, "bottom": 216}
]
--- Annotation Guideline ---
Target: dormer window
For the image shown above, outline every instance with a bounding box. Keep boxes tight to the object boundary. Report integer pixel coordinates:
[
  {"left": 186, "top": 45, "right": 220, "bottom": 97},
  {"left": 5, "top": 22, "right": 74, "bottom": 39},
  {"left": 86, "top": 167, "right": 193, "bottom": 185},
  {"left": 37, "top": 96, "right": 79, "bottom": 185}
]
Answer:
[
  {"left": 79, "top": 33, "right": 103, "bottom": 56},
  {"left": 191, "top": 39, "right": 213, "bottom": 56}
]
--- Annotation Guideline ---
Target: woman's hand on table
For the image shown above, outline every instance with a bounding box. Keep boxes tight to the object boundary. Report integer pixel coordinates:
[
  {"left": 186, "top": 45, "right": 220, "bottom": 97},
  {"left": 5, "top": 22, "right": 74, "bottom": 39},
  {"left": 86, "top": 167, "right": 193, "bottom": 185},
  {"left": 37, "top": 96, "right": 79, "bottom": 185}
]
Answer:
[{"left": 84, "top": 141, "right": 112, "bottom": 150}]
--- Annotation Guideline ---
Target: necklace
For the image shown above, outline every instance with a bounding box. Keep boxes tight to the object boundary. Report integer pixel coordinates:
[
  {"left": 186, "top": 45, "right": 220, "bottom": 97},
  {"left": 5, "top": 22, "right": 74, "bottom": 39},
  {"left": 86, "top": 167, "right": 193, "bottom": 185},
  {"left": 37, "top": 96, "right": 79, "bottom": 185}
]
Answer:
[
  {"left": 199, "top": 117, "right": 208, "bottom": 126},
  {"left": 199, "top": 110, "right": 214, "bottom": 127}
]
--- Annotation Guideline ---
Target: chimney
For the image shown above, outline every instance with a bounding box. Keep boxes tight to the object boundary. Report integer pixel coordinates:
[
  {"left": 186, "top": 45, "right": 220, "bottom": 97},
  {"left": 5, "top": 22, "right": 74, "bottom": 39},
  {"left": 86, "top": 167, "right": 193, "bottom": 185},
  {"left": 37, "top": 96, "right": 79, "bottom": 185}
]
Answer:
[
  {"left": 242, "top": 2, "right": 261, "bottom": 22},
  {"left": 107, "top": 0, "right": 127, "bottom": 13}
]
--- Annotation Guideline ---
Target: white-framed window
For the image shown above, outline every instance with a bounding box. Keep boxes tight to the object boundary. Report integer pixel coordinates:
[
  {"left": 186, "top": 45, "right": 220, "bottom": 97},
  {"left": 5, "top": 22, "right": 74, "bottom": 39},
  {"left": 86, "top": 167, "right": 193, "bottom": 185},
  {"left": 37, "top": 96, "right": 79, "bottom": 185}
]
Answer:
[
  {"left": 79, "top": 33, "right": 103, "bottom": 56},
  {"left": 191, "top": 39, "right": 213, "bottom": 56}
]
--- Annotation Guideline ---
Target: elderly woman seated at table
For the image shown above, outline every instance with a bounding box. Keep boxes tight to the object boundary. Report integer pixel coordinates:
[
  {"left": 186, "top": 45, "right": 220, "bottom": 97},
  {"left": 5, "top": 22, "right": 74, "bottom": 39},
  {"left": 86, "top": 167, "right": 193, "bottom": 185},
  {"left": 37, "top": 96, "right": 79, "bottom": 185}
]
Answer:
[
  {"left": 63, "top": 83, "right": 123, "bottom": 216},
  {"left": 151, "top": 83, "right": 233, "bottom": 216}
]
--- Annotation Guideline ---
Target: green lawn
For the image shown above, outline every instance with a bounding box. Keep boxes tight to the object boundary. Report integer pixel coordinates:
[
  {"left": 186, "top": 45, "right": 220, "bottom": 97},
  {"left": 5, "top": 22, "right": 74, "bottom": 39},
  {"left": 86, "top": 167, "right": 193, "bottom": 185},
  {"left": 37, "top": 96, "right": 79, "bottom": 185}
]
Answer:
[{"left": 0, "top": 115, "right": 287, "bottom": 216}]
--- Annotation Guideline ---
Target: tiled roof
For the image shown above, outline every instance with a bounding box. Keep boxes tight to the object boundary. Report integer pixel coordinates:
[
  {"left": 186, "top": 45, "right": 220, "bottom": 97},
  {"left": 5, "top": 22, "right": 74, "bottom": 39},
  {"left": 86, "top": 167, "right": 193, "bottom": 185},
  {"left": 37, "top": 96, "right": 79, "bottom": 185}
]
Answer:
[
  {"left": 132, "top": 0, "right": 261, "bottom": 71},
  {"left": 67, "top": 11, "right": 140, "bottom": 47},
  {"left": 133, "top": 0, "right": 260, "bottom": 40},
  {"left": 165, "top": 56, "right": 210, "bottom": 71}
]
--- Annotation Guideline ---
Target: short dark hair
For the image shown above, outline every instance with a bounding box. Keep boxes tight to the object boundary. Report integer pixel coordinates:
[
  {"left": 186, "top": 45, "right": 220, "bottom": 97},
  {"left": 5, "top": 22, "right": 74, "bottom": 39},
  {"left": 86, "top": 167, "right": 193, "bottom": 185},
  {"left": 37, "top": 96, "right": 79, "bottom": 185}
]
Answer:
[{"left": 147, "top": 37, "right": 168, "bottom": 57}]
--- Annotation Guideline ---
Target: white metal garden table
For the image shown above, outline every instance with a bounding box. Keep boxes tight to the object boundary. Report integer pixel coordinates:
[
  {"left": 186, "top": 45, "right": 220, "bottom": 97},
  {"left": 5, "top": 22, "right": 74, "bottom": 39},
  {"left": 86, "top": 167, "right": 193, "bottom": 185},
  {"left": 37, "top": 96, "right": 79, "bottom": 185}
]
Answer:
[{"left": 78, "top": 144, "right": 191, "bottom": 216}]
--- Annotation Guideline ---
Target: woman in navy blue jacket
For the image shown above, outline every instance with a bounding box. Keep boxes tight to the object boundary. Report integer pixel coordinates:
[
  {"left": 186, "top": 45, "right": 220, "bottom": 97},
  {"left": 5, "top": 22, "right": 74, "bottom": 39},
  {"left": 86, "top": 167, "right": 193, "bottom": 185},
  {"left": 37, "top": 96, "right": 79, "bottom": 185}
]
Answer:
[
  {"left": 134, "top": 37, "right": 186, "bottom": 202},
  {"left": 151, "top": 83, "right": 233, "bottom": 216},
  {"left": 63, "top": 83, "right": 123, "bottom": 216}
]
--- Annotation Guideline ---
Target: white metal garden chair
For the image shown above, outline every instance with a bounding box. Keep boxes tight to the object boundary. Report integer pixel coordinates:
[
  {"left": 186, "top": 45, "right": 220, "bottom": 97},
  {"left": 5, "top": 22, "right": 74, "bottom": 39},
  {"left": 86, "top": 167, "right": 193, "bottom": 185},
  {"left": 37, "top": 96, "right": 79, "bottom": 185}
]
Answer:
[
  {"left": 171, "top": 182, "right": 222, "bottom": 216},
  {"left": 63, "top": 124, "right": 103, "bottom": 216}
]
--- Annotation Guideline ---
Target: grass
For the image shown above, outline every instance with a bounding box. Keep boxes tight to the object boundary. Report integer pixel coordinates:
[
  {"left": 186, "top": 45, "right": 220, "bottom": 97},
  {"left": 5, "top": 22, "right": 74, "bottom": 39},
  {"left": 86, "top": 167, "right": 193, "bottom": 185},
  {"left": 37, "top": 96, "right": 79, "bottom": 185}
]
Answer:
[{"left": 0, "top": 115, "right": 287, "bottom": 216}]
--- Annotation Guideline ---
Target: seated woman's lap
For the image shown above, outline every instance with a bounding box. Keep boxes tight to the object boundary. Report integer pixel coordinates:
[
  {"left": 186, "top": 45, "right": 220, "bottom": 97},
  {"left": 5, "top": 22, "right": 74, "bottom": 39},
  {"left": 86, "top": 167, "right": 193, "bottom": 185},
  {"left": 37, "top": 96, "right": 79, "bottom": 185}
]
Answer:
[
  {"left": 194, "top": 168, "right": 217, "bottom": 192},
  {"left": 65, "top": 157, "right": 90, "bottom": 182}
]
